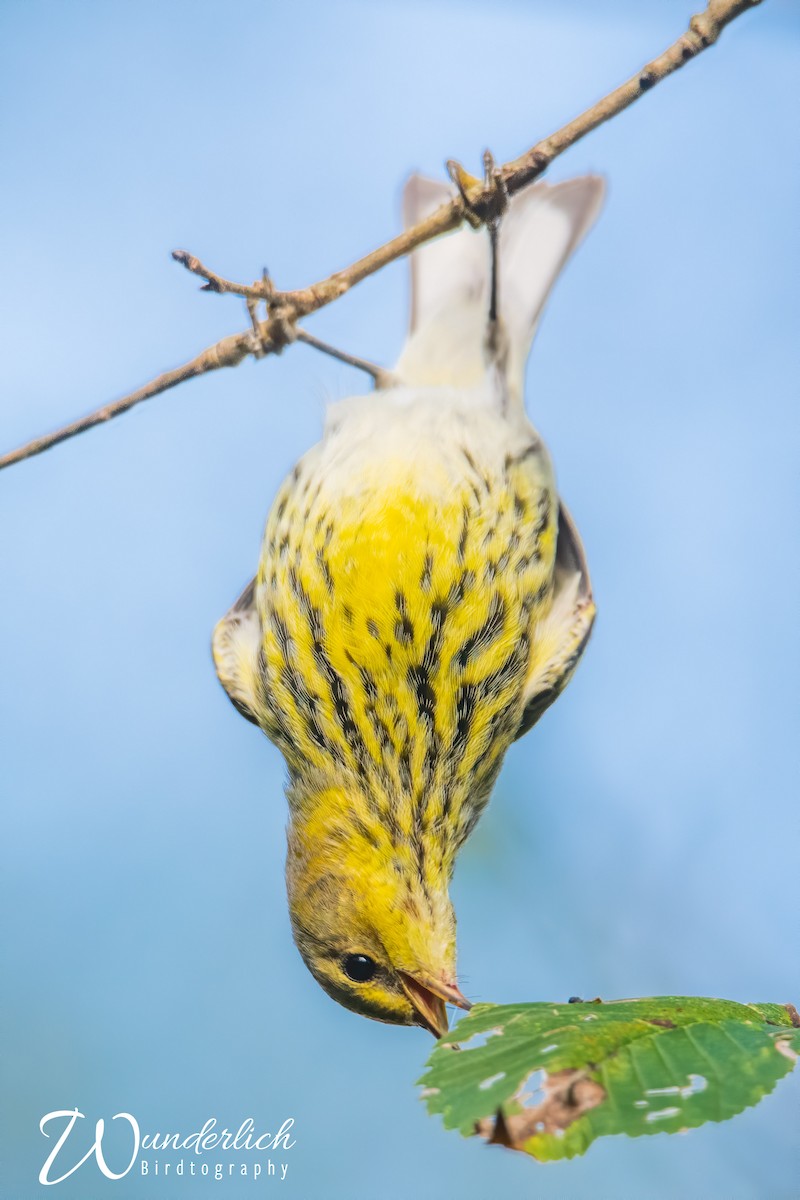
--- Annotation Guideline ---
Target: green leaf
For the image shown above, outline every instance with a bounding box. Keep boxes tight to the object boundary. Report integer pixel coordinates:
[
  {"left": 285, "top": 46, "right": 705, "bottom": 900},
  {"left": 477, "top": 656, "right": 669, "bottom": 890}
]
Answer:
[{"left": 418, "top": 997, "right": 800, "bottom": 1161}]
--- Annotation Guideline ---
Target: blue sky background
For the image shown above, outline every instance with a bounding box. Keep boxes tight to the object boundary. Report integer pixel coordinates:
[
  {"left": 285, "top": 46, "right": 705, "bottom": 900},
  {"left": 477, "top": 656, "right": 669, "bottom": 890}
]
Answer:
[{"left": 1, "top": 1, "right": 798, "bottom": 1197}]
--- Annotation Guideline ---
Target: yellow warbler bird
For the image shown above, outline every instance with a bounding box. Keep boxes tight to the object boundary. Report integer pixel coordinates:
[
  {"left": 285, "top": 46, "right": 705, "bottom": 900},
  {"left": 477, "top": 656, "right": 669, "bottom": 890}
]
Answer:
[{"left": 213, "top": 170, "right": 603, "bottom": 1036}]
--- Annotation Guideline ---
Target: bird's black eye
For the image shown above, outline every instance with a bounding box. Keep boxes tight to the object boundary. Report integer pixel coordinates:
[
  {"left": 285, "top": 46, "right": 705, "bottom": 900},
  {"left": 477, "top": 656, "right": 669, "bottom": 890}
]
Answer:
[{"left": 342, "top": 954, "right": 377, "bottom": 983}]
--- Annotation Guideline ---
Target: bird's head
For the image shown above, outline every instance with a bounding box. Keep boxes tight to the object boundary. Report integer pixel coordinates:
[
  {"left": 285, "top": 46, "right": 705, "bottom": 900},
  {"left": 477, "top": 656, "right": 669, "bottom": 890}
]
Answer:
[{"left": 285, "top": 785, "right": 471, "bottom": 1036}]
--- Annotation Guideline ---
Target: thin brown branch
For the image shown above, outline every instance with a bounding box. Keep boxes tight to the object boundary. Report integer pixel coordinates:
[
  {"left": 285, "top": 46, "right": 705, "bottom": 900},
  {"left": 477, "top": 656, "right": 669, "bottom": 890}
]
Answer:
[
  {"left": 295, "top": 329, "right": 396, "bottom": 389},
  {"left": 171, "top": 250, "right": 274, "bottom": 300},
  {"left": 0, "top": 332, "right": 260, "bottom": 470},
  {"left": 500, "top": 0, "right": 763, "bottom": 191},
  {"left": 0, "top": 0, "right": 762, "bottom": 473}
]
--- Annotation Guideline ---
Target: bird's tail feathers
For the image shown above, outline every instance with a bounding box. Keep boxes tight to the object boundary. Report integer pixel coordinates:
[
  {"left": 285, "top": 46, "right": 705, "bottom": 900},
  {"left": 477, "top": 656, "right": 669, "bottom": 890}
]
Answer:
[{"left": 395, "top": 172, "right": 604, "bottom": 401}]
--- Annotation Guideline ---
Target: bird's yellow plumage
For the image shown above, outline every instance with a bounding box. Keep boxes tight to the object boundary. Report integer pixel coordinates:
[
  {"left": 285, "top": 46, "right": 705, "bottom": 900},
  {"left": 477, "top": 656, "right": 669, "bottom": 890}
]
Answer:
[
  {"left": 213, "top": 171, "right": 603, "bottom": 1036},
  {"left": 260, "top": 441, "right": 555, "bottom": 840}
]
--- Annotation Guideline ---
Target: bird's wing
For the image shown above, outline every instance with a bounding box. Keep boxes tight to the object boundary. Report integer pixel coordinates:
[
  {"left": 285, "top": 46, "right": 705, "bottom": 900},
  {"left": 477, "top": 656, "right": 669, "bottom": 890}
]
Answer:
[
  {"left": 514, "top": 503, "right": 595, "bottom": 739},
  {"left": 212, "top": 577, "right": 262, "bottom": 726}
]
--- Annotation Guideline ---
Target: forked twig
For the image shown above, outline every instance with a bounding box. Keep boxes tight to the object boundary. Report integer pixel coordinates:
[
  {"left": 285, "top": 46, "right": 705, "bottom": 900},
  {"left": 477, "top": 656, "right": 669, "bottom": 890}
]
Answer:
[{"left": 0, "top": 0, "right": 762, "bottom": 473}]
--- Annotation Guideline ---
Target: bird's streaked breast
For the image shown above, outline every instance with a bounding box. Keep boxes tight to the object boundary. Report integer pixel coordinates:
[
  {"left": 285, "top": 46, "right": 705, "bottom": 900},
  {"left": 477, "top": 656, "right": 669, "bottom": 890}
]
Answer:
[{"left": 255, "top": 421, "right": 557, "bottom": 853}]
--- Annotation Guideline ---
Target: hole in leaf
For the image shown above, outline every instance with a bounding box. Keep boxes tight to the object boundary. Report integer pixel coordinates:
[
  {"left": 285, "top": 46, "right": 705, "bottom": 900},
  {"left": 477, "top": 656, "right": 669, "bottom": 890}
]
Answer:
[
  {"left": 518, "top": 1069, "right": 546, "bottom": 1108},
  {"left": 644, "top": 1073, "right": 707, "bottom": 1100},
  {"left": 476, "top": 1070, "right": 607, "bottom": 1149},
  {"left": 458, "top": 1026, "right": 504, "bottom": 1051}
]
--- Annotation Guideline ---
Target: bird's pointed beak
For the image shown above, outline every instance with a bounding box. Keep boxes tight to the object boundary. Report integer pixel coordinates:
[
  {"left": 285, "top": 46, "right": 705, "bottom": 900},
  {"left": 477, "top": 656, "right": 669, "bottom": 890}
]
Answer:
[{"left": 399, "top": 972, "right": 472, "bottom": 1039}]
